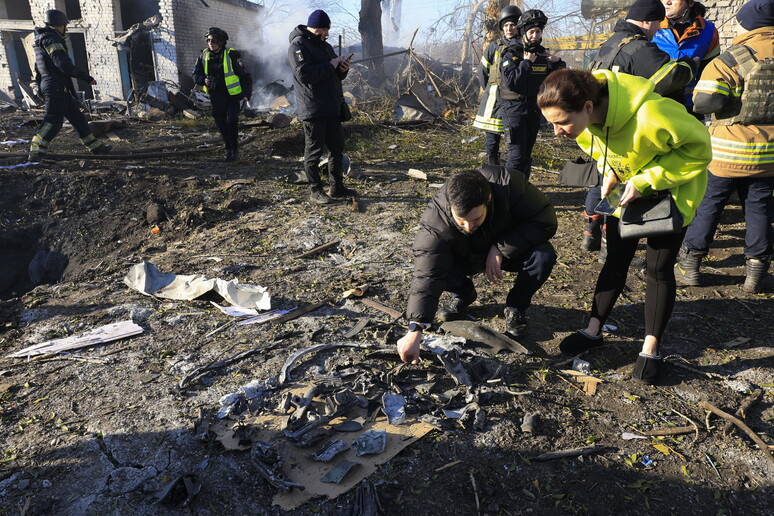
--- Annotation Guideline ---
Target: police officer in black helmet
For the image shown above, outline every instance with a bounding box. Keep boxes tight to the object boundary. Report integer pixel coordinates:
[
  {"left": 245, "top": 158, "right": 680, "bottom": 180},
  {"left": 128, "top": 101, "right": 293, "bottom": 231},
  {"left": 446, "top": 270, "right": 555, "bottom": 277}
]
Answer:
[
  {"left": 193, "top": 27, "right": 253, "bottom": 162},
  {"left": 472, "top": 5, "right": 522, "bottom": 166},
  {"left": 499, "top": 9, "right": 565, "bottom": 180},
  {"left": 29, "top": 9, "right": 111, "bottom": 161}
]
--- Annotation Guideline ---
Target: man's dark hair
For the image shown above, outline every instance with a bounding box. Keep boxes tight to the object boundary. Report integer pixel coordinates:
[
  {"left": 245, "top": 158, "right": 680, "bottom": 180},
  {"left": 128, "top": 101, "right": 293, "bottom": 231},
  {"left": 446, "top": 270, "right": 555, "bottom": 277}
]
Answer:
[{"left": 446, "top": 170, "right": 491, "bottom": 216}]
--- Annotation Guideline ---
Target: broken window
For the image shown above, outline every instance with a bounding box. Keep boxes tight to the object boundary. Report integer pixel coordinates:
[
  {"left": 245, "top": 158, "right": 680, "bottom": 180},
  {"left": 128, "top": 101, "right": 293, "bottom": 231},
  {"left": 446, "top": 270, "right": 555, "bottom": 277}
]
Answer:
[
  {"left": 64, "top": 0, "right": 82, "bottom": 21},
  {"left": 0, "top": 0, "right": 33, "bottom": 20}
]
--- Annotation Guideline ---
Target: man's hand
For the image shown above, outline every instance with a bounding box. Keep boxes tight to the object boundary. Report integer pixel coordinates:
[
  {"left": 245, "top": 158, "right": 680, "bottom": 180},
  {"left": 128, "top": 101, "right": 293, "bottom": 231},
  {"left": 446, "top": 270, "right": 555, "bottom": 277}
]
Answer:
[
  {"left": 397, "top": 330, "right": 422, "bottom": 364},
  {"left": 330, "top": 56, "right": 344, "bottom": 68},
  {"left": 486, "top": 245, "right": 504, "bottom": 282},
  {"left": 618, "top": 180, "right": 642, "bottom": 206},
  {"left": 338, "top": 56, "right": 351, "bottom": 72}
]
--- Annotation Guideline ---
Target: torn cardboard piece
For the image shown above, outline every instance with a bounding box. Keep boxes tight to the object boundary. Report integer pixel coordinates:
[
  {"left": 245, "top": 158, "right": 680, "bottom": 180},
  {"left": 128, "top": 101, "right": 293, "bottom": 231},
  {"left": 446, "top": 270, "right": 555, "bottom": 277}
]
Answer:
[
  {"left": 560, "top": 369, "right": 603, "bottom": 396},
  {"left": 7, "top": 320, "right": 144, "bottom": 358},
  {"left": 124, "top": 261, "right": 270, "bottom": 311},
  {"left": 233, "top": 397, "right": 432, "bottom": 510}
]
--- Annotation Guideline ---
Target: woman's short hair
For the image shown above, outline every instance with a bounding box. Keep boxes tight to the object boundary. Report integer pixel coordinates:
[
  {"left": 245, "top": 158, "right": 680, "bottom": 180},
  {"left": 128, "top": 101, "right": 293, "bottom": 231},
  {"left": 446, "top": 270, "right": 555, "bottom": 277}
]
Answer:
[{"left": 538, "top": 69, "right": 603, "bottom": 113}]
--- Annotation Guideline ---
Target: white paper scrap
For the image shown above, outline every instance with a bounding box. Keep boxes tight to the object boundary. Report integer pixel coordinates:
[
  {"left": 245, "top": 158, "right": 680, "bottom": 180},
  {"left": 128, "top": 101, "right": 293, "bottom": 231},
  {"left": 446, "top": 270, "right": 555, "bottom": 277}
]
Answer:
[{"left": 7, "top": 320, "right": 144, "bottom": 358}]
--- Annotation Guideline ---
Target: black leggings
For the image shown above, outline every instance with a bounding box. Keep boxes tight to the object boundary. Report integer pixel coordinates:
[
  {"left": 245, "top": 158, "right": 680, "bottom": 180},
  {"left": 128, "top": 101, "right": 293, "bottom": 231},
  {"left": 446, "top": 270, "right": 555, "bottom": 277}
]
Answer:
[{"left": 591, "top": 217, "right": 686, "bottom": 341}]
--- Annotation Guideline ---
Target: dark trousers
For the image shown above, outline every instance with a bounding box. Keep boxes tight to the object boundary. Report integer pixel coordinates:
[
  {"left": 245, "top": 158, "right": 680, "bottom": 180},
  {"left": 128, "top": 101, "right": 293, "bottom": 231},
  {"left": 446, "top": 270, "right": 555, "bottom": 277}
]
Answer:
[
  {"left": 683, "top": 172, "right": 774, "bottom": 259},
  {"left": 592, "top": 218, "right": 686, "bottom": 341},
  {"left": 445, "top": 242, "right": 556, "bottom": 311},
  {"left": 585, "top": 184, "right": 603, "bottom": 215},
  {"left": 503, "top": 109, "right": 540, "bottom": 180},
  {"left": 211, "top": 92, "right": 241, "bottom": 152},
  {"left": 303, "top": 116, "right": 345, "bottom": 192},
  {"left": 32, "top": 81, "right": 93, "bottom": 149},
  {"left": 485, "top": 131, "right": 501, "bottom": 158}
]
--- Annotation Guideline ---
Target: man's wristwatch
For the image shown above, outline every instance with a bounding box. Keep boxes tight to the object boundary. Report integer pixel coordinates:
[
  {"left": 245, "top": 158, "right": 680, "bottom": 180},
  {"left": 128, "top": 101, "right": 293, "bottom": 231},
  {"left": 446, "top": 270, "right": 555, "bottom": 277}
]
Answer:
[{"left": 407, "top": 322, "right": 425, "bottom": 333}]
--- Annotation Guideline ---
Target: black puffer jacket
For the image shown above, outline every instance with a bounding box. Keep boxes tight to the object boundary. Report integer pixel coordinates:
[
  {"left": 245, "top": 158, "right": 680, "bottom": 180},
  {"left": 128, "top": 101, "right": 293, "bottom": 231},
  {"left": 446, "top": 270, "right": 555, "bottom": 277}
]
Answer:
[
  {"left": 287, "top": 25, "right": 347, "bottom": 120},
  {"left": 33, "top": 26, "right": 92, "bottom": 92},
  {"left": 405, "top": 166, "right": 557, "bottom": 323},
  {"left": 594, "top": 20, "right": 695, "bottom": 102}
]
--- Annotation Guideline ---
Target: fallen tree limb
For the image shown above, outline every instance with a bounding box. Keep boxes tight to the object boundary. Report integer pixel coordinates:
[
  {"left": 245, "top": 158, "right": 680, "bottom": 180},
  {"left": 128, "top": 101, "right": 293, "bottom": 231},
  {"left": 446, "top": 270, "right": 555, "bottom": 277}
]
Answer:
[
  {"left": 531, "top": 445, "right": 606, "bottom": 462},
  {"left": 179, "top": 337, "right": 287, "bottom": 388},
  {"left": 699, "top": 400, "right": 774, "bottom": 467},
  {"left": 269, "top": 299, "right": 333, "bottom": 326},
  {"left": 723, "top": 388, "right": 762, "bottom": 437},
  {"left": 642, "top": 425, "right": 696, "bottom": 436},
  {"left": 663, "top": 355, "right": 725, "bottom": 380},
  {"left": 672, "top": 408, "right": 701, "bottom": 446},
  {"left": 294, "top": 240, "right": 340, "bottom": 260},
  {"left": 0, "top": 135, "right": 256, "bottom": 161},
  {"left": 359, "top": 298, "right": 402, "bottom": 320}
]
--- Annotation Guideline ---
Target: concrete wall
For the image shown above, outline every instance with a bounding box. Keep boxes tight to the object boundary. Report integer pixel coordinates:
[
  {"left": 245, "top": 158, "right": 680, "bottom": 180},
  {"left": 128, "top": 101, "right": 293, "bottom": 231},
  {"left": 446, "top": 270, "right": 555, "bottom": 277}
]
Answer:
[
  {"left": 0, "top": 0, "right": 123, "bottom": 100},
  {"left": 0, "top": 0, "right": 261, "bottom": 102},
  {"left": 168, "top": 0, "right": 262, "bottom": 92}
]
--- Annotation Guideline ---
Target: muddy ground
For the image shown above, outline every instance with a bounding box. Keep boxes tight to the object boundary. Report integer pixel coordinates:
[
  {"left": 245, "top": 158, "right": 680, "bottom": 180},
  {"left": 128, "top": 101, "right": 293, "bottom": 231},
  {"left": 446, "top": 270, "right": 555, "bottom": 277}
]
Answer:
[{"left": 0, "top": 106, "right": 772, "bottom": 516}]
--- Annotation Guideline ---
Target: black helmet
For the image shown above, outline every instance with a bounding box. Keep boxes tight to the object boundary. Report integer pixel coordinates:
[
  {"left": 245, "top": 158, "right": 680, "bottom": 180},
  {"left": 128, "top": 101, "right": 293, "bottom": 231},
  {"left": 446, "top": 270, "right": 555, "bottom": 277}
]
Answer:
[
  {"left": 517, "top": 9, "right": 548, "bottom": 31},
  {"left": 44, "top": 9, "right": 69, "bottom": 26},
  {"left": 206, "top": 27, "right": 229, "bottom": 43},
  {"left": 498, "top": 5, "right": 523, "bottom": 30}
]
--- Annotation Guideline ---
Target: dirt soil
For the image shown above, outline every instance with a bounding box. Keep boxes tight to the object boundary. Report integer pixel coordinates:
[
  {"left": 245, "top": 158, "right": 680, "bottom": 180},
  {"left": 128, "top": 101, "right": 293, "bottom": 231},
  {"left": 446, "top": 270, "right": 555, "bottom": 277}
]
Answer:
[{"left": 0, "top": 108, "right": 772, "bottom": 516}]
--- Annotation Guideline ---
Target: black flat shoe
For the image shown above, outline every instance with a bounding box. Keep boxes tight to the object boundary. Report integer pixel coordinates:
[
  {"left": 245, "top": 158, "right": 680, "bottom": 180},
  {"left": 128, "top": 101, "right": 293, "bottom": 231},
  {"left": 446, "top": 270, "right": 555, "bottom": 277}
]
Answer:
[
  {"left": 559, "top": 329, "right": 603, "bottom": 355},
  {"left": 632, "top": 353, "right": 662, "bottom": 385}
]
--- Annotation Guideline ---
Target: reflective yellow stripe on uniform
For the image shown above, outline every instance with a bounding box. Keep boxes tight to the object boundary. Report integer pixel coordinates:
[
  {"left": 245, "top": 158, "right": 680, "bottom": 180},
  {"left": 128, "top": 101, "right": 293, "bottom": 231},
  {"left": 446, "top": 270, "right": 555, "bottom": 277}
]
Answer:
[
  {"left": 473, "top": 116, "right": 504, "bottom": 132},
  {"left": 45, "top": 43, "right": 66, "bottom": 54},
  {"left": 649, "top": 60, "right": 678, "bottom": 86},
  {"left": 694, "top": 79, "right": 729, "bottom": 96},
  {"left": 480, "top": 55, "right": 491, "bottom": 67},
  {"left": 711, "top": 136, "right": 774, "bottom": 164}
]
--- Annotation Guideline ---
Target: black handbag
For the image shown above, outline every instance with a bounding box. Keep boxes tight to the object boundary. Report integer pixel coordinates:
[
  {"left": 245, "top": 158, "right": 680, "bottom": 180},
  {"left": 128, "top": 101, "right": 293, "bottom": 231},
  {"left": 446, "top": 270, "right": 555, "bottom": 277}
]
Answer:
[
  {"left": 619, "top": 190, "right": 683, "bottom": 239},
  {"left": 560, "top": 137, "right": 600, "bottom": 187},
  {"left": 595, "top": 128, "right": 683, "bottom": 239},
  {"left": 340, "top": 100, "right": 352, "bottom": 122}
]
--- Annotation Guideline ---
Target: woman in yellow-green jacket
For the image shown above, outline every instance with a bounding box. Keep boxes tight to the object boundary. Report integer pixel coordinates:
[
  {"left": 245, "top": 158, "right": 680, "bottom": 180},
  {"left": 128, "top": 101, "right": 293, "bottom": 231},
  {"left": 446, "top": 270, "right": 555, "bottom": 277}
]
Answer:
[{"left": 538, "top": 69, "right": 711, "bottom": 384}]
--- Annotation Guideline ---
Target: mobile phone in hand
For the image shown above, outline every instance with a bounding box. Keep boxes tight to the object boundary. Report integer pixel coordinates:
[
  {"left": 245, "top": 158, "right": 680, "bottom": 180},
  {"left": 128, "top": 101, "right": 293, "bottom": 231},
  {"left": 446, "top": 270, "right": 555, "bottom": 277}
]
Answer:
[{"left": 594, "top": 183, "right": 625, "bottom": 216}]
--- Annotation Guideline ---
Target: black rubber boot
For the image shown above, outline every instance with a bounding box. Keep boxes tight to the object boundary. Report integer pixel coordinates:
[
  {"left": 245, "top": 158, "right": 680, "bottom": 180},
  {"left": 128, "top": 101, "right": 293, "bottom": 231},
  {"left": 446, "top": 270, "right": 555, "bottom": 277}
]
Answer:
[
  {"left": 743, "top": 257, "right": 770, "bottom": 293},
  {"left": 674, "top": 246, "right": 706, "bottom": 287},
  {"left": 437, "top": 290, "right": 477, "bottom": 322},
  {"left": 632, "top": 352, "right": 662, "bottom": 385},
  {"left": 559, "top": 329, "right": 604, "bottom": 355},
  {"left": 581, "top": 211, "right": 603, "bottom": 252}
]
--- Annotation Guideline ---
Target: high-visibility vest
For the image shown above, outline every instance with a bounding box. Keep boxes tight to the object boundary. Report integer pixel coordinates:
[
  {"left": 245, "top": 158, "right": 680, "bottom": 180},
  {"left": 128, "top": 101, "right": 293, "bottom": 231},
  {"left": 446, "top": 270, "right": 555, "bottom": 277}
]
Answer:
[{"left": 203, "top": 48, "right": 242, "bottom": 95}]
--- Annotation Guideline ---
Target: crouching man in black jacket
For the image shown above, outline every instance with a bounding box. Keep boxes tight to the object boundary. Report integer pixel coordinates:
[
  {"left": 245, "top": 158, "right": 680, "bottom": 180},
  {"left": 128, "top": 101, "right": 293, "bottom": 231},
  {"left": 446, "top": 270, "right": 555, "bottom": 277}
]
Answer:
[{"left": 397, "top": 167, "right": 557, "bottom": 364}]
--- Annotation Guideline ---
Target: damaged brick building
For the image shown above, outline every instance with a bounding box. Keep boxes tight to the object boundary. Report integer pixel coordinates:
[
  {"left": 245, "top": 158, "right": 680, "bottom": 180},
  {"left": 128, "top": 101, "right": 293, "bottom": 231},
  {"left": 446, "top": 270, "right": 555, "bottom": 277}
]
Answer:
[{"left": 0, "top": 0, "right": 263, "bottom": 103}]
